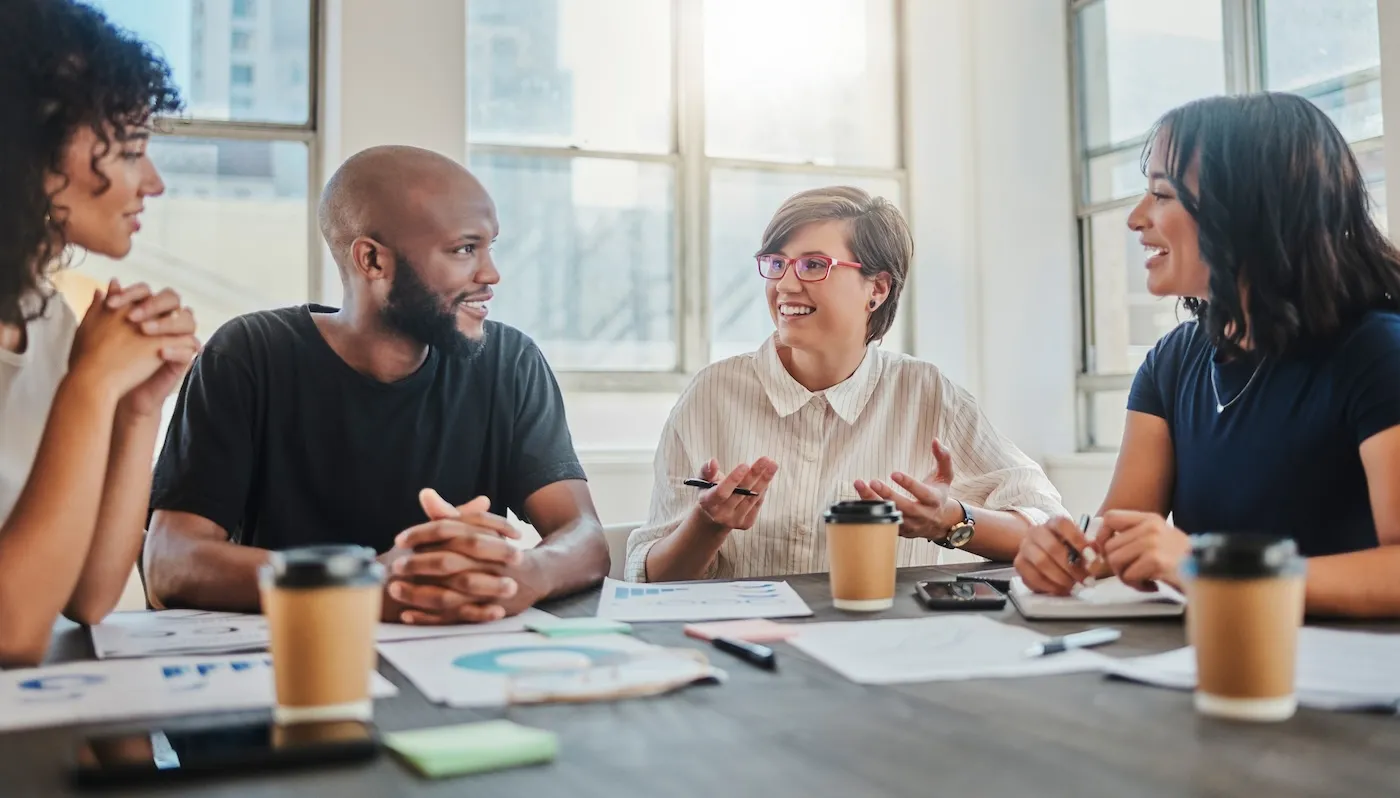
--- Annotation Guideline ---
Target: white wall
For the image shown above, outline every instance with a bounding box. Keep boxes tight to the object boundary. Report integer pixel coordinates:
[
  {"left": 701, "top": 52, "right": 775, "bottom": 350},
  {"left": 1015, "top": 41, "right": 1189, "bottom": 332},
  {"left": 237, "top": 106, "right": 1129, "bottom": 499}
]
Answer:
[{"left": 903, "top": 0, "right": 1082, "bottom": 449}]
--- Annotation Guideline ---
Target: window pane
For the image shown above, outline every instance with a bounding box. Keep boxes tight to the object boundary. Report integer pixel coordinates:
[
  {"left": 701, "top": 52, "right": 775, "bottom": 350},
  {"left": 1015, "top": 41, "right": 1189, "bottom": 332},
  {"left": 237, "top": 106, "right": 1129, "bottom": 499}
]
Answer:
[
  {"left": 467, "top": 0, "right": 672, "bottom": 154},
  {"left": 79, "top": 138, "right": 310, "bottom": 342},
  {"left": 703, "top": 0, "right": 899, "bottom": 167},
  {"left": 709, "top": 169, "right": 901, "bottom": 362},
  {"left": 87, "top": 0, "right": 311, "bottom": 124},
  {"left": 1262, "top": 0, "right": 1381, "bottom": 142},
  {"left": 1086, "top": 147, "right": 1145, "bottom": 205},
  {"left": 1087, "top": 390, "right": 1130, "bottom": 449},
  {"left": 1085, "top": 206, "right": 1184, "bottom": 375},
  {"left": 1076, "top": 0, "right": 1225, "bottom": 152},
  {"left": 472, "top": 154, "right": 677, "bottom": 370},
  {"left": 1357, "top": 144, "right": 1388, "bottom": 231},
  {"left": 1262, "top": 0, "right": 1379, "bottom": 91}
]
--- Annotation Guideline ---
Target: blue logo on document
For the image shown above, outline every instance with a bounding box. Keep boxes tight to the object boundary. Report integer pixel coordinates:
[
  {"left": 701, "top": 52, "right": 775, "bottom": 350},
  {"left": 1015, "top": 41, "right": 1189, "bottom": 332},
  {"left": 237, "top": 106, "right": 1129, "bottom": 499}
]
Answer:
[{"left": 17, "top": 674, "right": 106, "bottom": 702}]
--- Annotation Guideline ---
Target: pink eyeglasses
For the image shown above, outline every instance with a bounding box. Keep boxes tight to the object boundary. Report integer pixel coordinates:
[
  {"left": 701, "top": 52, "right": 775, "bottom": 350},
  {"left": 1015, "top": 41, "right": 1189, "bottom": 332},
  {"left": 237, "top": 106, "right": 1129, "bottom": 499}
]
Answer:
[{"left": 756, "top": 254, "right": 863, "bottom": 282}]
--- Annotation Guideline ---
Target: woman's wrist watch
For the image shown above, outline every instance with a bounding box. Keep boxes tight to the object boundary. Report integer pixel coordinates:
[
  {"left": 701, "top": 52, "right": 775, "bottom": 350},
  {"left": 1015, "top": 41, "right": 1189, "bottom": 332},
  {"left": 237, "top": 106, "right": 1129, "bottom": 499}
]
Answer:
[{"left": 937, "top": 500, "right": 976, "bottom": 549}]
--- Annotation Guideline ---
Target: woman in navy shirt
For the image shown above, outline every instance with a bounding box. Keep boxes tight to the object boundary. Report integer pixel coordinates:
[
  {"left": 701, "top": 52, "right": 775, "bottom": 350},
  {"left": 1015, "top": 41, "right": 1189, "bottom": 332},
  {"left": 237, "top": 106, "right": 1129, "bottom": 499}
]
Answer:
[{"left": 1016, "top": 93, "right": 1400, "bottom": 617}]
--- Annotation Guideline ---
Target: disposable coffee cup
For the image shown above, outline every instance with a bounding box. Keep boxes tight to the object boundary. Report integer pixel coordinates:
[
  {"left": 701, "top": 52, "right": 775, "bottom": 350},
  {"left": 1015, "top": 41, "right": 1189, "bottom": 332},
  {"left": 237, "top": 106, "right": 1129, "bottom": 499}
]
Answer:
[
  {"left": 1182, "top": 533, "right": 1305, "bottom": 722},
  {"left": 824, "top": 500, "right": 902, "bottom": 611},
  {"left": 259, "top": 545, "right": 385, "bottom": 725}
]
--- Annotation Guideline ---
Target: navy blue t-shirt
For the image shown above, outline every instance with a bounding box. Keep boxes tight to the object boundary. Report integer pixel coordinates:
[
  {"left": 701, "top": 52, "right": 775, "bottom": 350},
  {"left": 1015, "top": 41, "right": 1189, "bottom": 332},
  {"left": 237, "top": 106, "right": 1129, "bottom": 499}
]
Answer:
[{"left": 1127, "top": 311, "right": 1400, "bottom": 556}]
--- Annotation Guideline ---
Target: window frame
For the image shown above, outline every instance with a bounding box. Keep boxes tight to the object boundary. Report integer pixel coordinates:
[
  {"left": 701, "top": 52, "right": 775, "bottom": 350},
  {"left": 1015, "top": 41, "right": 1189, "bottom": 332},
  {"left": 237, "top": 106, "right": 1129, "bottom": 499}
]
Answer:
[
  {"left": 147, "top": 0, "right": 323, "bottom": 309},
  {"left": 466, "top": 0, "right": 911, "bottom": 392},
  {"left": 1068, "top": 0, "right": 1384, "bottom": 450}
]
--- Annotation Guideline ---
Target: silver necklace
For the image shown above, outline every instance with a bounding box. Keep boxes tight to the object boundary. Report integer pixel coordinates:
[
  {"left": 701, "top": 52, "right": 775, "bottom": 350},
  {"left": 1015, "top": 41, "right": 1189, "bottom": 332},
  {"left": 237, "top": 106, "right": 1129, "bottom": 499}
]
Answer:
[{"left": 1211, "top": 357, "right": 1266, "bottom": 413}]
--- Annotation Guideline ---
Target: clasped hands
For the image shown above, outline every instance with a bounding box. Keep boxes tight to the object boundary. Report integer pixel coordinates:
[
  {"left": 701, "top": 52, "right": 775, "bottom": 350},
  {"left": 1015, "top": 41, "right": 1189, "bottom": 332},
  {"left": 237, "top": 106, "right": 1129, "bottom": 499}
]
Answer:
[
  {"left": 693, "top": 439, "right": 964, "bottom": 541},
  {"left": 380, "top": 489, "right": 539, "bottom": 625},
  {"left": 1014, "top": 510, "right": 1192, "bottom": 596}
]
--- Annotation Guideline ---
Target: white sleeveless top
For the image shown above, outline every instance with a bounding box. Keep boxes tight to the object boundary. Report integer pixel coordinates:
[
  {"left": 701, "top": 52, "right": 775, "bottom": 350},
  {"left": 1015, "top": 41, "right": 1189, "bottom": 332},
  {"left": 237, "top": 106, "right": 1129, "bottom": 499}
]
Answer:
[{"left": 0, "top": 292, "right": 78, "bottom": 523}]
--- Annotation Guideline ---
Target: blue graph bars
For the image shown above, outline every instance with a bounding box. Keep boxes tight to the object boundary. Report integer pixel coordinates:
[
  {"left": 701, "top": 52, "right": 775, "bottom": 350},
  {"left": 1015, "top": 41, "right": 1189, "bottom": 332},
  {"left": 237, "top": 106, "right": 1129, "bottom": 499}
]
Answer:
[{"left": 613, "top": 586, "right": 684, "bottom": 600}]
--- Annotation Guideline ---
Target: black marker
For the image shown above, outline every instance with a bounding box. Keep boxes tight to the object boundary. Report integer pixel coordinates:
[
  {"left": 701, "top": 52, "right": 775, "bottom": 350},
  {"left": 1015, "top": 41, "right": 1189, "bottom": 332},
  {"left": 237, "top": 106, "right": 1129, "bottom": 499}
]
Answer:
[
  {"left": 684, "top": 478, "right": 758, "bottom": 497},
  {"left": 711, "top": 637, "right": 777, "bottom": 670}
]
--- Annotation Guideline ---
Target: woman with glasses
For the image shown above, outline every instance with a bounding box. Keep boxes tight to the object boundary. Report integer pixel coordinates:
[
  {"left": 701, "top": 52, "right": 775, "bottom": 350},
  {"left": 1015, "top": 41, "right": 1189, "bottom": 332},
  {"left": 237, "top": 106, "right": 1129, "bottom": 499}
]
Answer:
[
  {"left": 1015, "top": 94, "right": 1400, "bottom": 617},
  {"left": 626, "top": 186, "right": 1064, "bottom": 581},
  {"left": 0, "top": 0, "right": 199, "bottom": 665}
]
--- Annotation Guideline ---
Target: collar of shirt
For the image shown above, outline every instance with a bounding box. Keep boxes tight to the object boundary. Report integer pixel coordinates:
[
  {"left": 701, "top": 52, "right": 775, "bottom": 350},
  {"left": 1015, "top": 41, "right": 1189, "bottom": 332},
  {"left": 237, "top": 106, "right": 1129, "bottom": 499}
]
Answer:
[{"left": 752, "top": 334, "right": 883, "bottom": 425}]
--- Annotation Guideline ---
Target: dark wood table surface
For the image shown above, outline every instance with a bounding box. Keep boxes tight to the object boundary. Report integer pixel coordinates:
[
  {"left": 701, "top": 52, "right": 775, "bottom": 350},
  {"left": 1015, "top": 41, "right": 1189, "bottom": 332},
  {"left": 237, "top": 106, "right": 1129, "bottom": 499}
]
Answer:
[{"left": 6, "top": 564, "right": 1400, "bottom": 797}]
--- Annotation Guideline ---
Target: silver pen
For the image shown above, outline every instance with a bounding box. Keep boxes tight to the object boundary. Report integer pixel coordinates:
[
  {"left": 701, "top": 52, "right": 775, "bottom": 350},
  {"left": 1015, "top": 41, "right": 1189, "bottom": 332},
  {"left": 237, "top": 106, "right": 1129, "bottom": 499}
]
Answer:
[{"left": 1024, "top": 627, "right": 1122, "bottom": 657}]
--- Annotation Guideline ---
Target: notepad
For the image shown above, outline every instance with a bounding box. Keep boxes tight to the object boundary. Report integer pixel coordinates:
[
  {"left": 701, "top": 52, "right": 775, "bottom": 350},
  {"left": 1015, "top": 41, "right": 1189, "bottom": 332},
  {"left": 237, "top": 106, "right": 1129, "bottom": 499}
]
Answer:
[
  {"left": 1007, "top": 577, "right": 1186, "bottom": 620},
  {"left": 384, "top": 720, "right": 557, "bottom": 779},
  {"left": 683, "top": 619, "right": 799, "bottom": 643}
]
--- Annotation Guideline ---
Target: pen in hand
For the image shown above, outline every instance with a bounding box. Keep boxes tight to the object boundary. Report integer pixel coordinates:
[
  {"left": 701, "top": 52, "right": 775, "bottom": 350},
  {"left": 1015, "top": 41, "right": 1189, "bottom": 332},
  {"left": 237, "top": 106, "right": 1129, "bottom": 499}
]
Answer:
[
  {"left": 1024, "top": 627, "right": 1122, "bottom": 658},
  {"left": 684, "top": 478, "right": 758, "bottom": 497}
]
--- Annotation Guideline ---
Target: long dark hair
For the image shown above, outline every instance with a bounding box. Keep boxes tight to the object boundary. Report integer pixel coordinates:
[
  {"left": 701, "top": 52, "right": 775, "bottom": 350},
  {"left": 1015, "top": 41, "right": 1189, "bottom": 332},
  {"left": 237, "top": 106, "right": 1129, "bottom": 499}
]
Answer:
[
  {"left": 1144, "top": 92, "right": 1400, "bottom": 359},
  {"left": 0, "top": 0, "right": 181, "bottom": 325}
]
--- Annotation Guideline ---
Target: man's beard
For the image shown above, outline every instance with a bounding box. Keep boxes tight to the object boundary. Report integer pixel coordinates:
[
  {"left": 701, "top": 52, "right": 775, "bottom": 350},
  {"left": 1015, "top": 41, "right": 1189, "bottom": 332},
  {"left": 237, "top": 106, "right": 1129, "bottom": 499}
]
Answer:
[{"left": 381, "top": 257, "right": 483, "bottom": 358}]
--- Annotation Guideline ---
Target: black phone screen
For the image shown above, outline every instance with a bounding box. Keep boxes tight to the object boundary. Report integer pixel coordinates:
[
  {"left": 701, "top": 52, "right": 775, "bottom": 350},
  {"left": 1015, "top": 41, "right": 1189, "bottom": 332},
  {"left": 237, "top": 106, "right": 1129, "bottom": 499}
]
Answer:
[
  {"left": 915, "top": 579, "right": 1007, "bottom": 609},
  {"left": 72, "top": 720, "right": 378, "bottom": 788}
]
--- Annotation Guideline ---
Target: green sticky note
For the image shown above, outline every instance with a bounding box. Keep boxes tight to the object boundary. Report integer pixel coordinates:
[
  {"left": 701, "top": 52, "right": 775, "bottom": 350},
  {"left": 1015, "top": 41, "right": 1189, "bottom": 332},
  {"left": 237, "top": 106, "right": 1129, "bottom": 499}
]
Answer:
[
  {"left": 525, "top": 617, "right": 633, "bottom": 637},
  {"left": 384, "top": 720, "right": 558, "bottom": 779}
]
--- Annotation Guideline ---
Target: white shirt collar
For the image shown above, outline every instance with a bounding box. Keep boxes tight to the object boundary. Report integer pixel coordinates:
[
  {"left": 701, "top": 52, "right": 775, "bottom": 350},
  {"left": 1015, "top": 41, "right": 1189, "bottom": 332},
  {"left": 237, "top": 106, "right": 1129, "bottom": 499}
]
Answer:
[{"left": 752, "top": 334, "right": 883, "bottom": 425}]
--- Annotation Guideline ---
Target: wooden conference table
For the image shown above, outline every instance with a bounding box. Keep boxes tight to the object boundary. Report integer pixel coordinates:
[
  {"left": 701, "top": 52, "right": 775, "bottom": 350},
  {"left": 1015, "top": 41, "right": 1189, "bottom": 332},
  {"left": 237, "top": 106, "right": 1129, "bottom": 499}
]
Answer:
[{"left": 7, "top": 564, "right": 1400, "bottom": 797}]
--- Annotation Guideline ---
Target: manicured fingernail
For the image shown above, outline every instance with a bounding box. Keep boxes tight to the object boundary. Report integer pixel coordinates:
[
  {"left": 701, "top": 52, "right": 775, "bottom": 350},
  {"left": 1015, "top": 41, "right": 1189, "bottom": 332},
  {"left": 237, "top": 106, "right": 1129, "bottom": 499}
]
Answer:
[
  {"left": 401, "top": 613, "right": 415, "bottom": 624},
  {"left": 1083, "top": 548, "right": 1100, "bottom": 564},
  {"left": 501, "top": 579, "right": 518, "bottom": 596},
  {"left": 1083, "top": 576, "right": 1098, "bottom": 587}
]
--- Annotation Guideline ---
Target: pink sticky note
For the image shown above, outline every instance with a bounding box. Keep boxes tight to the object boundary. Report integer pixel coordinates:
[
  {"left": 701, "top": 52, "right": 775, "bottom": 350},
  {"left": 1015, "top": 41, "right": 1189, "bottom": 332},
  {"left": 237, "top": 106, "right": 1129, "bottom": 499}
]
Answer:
[{"left": 683, "top": 619, "right": 799, "bottom": 643}]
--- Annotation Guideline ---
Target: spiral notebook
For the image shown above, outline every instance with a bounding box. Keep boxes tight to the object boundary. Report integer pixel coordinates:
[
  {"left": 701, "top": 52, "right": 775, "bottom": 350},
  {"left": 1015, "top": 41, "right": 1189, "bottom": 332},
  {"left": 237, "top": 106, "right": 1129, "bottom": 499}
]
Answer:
[{"left": 1007, "top": 577, "right": 1186, "bottom": 620}]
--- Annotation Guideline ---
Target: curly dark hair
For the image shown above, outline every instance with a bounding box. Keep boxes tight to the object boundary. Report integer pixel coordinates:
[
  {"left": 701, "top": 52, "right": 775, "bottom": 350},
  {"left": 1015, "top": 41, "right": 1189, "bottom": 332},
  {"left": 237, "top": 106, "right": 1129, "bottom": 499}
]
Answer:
[
  {"left": 1144, "top": 93, "right": 1400, "bottom": 360},
  {"left": 0, "top": 0, "right": 182, "bottom": 325}
]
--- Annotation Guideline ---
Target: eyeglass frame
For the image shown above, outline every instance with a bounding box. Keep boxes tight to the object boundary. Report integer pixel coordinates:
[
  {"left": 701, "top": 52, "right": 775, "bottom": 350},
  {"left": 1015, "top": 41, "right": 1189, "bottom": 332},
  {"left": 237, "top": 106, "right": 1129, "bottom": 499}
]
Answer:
[{"left": 755, "top": 254, "right": 865, "bottom": 282}]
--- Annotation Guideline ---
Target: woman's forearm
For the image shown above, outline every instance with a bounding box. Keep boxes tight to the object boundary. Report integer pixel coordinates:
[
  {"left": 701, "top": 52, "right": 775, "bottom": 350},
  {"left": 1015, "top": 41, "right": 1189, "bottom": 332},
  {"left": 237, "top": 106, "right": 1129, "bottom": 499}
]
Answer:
[
  {"left": 1303, "top": 547, "right": 1400, "bottom": 617},
  {"left": 643, "top": 508, "right": 730, "bottom": 582},
  {"left": 0, "top": 370, "right": 119, "bottom": 665},
  {"left": 959, "top": 507, "right": 1034, "bottom": 562},
  {"left": 64, "top": 407, "right": 161, "bottom": 624}
]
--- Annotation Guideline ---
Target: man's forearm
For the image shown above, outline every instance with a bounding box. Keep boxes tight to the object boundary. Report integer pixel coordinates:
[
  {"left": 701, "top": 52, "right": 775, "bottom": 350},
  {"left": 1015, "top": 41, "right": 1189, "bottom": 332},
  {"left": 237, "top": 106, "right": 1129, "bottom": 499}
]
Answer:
[
  {"left": 524, "top": 517, "right": 610, "bottom": 599},
  {"left": 1304, "top": 547, "right": 1400, "bottom": 618},
  {"left": 145, "top": 532, "right": 270, "bottom": 612},
  {"left": 66, "top": 409, "right": 161, "bottom": 624}
]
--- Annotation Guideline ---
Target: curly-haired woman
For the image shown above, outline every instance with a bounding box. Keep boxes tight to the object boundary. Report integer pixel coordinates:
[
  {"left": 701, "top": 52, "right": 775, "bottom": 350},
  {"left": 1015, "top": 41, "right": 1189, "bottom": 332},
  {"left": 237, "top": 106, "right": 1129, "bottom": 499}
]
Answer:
[{"left": 0, "top": 0, "right": 200, "bottom": 664}]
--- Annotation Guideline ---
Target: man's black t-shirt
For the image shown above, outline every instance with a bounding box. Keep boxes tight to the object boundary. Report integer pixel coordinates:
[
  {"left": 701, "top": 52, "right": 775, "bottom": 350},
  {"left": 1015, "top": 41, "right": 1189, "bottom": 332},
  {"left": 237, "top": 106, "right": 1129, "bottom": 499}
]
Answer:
[{"left": 150, "top": 305, "right": 586, "bottom": 553}]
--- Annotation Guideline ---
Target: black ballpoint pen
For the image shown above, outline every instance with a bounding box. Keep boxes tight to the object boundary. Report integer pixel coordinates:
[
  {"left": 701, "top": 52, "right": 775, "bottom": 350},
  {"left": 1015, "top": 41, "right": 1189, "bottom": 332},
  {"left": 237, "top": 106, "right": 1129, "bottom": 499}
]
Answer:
[
  {"left": 711, "top": 637, "right": 777, "bottom": 670},
  {"left": 684, "top": 478, "right": 758, "bottom": 497}
]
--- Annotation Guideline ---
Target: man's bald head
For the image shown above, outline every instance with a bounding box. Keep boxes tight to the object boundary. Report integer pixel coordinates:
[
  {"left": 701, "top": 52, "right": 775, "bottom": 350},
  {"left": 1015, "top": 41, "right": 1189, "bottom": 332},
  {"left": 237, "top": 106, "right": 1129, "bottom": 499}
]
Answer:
[{"left": 318, "top": 145, "right": 496, "bottom": 275}]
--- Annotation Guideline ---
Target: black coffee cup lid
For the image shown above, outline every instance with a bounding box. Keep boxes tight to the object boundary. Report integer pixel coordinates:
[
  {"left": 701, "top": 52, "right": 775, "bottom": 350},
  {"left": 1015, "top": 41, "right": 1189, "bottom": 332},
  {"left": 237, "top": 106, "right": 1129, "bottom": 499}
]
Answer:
[
  {"left": 262, "top": 545, "right": 384, "bottom": 589},
  {"left": 824, "top": 499, "right": 902, "bottom": 524},
  {"left": 1183, "top": 533, "right": 1305, "bottom": 579}
]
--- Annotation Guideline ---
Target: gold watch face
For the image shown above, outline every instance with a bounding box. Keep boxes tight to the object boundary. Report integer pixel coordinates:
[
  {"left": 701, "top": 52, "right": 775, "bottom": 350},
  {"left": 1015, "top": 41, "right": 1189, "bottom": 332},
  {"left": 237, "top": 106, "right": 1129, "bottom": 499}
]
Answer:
[{"left": 946, "top": 523, "right": 974, "bottom": 548}]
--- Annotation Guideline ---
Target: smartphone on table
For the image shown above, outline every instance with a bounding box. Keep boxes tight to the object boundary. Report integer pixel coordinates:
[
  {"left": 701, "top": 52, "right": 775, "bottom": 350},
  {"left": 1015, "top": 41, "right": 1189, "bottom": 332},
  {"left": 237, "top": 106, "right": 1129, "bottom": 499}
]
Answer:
[
  {"left": 915, "top": 579, "right": 1007, "bottom": 611},
  {"left": 71, "top": 719, "right": 378, "bottom": 789}
]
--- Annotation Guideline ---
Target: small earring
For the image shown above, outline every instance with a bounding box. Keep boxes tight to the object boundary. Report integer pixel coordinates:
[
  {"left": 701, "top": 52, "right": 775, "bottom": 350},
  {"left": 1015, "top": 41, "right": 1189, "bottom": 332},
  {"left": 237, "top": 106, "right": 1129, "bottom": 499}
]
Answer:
[{"left": 868, "top": 300, "right": 878, "bottom": 310}]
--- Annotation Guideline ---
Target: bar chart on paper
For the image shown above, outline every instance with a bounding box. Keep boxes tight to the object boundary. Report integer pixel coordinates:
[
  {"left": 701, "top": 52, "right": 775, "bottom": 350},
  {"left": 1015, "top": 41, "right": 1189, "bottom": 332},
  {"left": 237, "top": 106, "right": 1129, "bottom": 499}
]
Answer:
[{"left": 595, "top": 577, "right": 813, "bottom": 622}]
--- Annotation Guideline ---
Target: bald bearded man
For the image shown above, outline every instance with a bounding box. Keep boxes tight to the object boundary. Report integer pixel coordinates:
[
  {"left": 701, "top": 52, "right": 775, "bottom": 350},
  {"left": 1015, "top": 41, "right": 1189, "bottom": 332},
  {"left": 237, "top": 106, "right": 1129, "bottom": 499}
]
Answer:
[{"left": 144, "top": 146, "right": 609, "bottom": 623}]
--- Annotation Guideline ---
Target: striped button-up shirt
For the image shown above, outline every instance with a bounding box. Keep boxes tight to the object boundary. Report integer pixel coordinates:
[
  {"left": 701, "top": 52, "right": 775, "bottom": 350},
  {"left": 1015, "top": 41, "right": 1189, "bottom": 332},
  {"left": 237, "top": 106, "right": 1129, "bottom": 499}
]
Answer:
[{"left": 625, "top": 336, "right": 1066, "bottom": 581}]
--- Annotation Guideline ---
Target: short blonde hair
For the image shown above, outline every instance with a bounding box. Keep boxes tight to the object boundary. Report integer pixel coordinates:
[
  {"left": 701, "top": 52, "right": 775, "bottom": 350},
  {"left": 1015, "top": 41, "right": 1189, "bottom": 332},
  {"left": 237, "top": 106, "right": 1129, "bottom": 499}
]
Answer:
[{"left": 756, "top": 186, "right": 912, "bottom": 343}]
